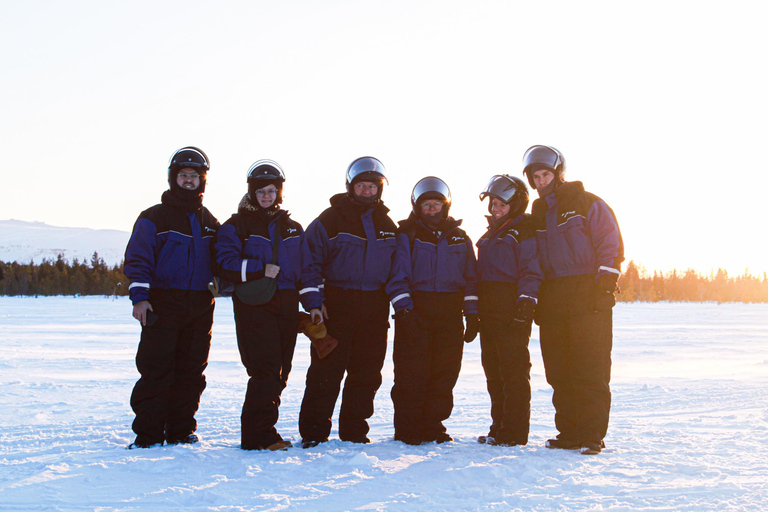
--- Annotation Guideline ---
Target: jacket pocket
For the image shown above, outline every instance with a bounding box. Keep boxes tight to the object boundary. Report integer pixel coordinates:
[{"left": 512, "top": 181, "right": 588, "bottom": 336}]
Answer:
[{"left": 156, "top": 231, "right": 192, "bottom": 285}]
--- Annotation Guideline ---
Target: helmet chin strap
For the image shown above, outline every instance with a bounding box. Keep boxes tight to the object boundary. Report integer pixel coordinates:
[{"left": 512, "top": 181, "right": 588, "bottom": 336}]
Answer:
[{"left": 537, "top": 178, "right": 560, "bottom": 198}]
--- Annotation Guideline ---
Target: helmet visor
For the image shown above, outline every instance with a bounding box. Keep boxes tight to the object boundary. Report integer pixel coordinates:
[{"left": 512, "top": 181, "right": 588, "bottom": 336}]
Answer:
[
  {"left": 346, "top": 157, "right": 388, "bottom": 185},
  {"left": 479, "top": 175, "right": 521, "bottom": 203},
  {"left": 412, "top": 176, "right": 451, "bottom": 206},
  {"left": 247, "top": 159, "right": 286, "bottom": 181},
  {"left": 170, "top": 147, "right": 209, "bottom": 172},
  {"left": 522, "top": 145, "right": 562, "bottom": 172}
]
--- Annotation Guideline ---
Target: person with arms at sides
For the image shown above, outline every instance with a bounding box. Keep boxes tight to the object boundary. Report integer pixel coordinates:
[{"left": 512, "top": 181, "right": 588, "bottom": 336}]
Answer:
[
  {"left": 523, "top": 145, "right": 623, "bottom": 455},
  {"left": 124, "top": 146, "right": 219, "bottom": 449},
  {"left": 387, "top": 177, "right": 479, "bottom": 445},
  {"left": 475, "top": 174, "right": 543, "bottom": 447}
]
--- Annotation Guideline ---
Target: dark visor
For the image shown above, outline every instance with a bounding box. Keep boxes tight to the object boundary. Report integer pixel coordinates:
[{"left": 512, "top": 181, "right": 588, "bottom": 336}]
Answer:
[{"left": 522, "top": 146, "right": 561, "bottom": 171}]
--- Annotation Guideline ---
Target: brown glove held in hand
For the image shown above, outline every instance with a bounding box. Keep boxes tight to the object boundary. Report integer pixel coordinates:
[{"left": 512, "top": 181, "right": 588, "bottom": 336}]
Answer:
[{"left": 298, "top": 312, "right": 338, "bottom": 359}]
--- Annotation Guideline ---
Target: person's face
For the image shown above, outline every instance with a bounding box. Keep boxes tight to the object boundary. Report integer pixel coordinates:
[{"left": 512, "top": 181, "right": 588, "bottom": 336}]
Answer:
[
  {"left": 420, "top": 200, "right": 444, "bottom": 215},
  {"left": 490, "top": 198, "right": 510, "bottom": 219},
  {"left": 255, "top": 184, "right": 278, "bottom": 208},
  {"left": 532, "top": 168, "right": 555, "bottom": 191},
  {"left": 176, "top": 167, "right": 201, "bottom": 191},
  {"left": 353, "top": 181, "right": 378, "bottom": 198}
]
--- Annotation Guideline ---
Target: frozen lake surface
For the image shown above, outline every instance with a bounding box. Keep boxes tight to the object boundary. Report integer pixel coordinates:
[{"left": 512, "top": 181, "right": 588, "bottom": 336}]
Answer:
[{"left": 1, "top": 297, "right": 766, "bottom": 511}]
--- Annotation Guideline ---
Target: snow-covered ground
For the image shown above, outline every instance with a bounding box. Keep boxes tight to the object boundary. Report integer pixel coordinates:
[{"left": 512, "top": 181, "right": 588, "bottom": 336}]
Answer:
[{"left": 1, "top": 298, "right": 766, "bottom": 511}]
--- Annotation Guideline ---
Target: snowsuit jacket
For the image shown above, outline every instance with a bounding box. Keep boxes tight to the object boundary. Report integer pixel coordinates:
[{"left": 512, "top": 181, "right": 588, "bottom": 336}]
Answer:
[
  {"left": 476, "top": 213, "right": 543, "bottom": 305},
  {"left": 530, "top": 181, "right": 623, "bottom": 282},
  {"left": 124, "top": 194, "right": 219, "bottom": 305},
  {"left": 213, "top": 206, "right": 322, "bottom": 312},
  {"left": 303, "top": 193, "right": 398, "bottom": 299},
  {"left": 386, "top": 213, "right": 479, "bottom": 315}
]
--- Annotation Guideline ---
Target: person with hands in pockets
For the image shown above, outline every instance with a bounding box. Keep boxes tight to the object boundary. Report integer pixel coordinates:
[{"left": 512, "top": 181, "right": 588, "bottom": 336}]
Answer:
[
  {"left": 298, "top": 157, "right": 399, "bottom": 448},
  {"left": 124, "top": 146, "right": 220, "bottom": 449},
  {"left": 388, "top": 176, "right": 479, "bottom": 446},
  {"left": 523, "top": 145, "right": 623, "bottom": 455},
  {"left": 213, "top": 160, "right": 322, "bottom": 451},
  {"left": 475, "top": 174, "right": 543, "bottom": 447}
]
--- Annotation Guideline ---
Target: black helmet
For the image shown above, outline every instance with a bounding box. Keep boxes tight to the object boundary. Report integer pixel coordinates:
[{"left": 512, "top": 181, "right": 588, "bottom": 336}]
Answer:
[
  {"left": 479, "top": 174, "right": 529, "bottom": 217},
  {"left": 168, "top": 146, "right": 210, "bottom": 194},
  {"left": 411, "top": 176, "right": 452, "bottom": 218},
  {"left": 168, "top": 146, "right": 210, "bottom": 176},
  {"left": 345, "top": 156, "right": 388, "bottom": 200},
  {"left": 247, "top": 159, "right": 285, "bottom": 204},
  {"left": 521, "top": 145, "right": 566, "bottom": 189}
]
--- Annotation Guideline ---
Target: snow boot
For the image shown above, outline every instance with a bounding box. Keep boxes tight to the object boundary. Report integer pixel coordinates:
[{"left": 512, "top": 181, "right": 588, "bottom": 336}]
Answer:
[
  {"left": 301, "top": 438, "right": 328, "bottom": 449},
  {"left": 580, "top": 440, "right": 605, "bottom": 455},
  {"left": 545, "top": 437, "right": 580, "bottom": 450},
  {"left": 427, "top": 432, "right": 453, "bottom": 444},
  {"left": 342, "top": 435, "right": 371, "bottom": 444},
  {"left": 167, "top": 433, "right": 199, "bottom": 445},
  {"left": 128, "top": 440, "right": 163, "bottom": 450}
]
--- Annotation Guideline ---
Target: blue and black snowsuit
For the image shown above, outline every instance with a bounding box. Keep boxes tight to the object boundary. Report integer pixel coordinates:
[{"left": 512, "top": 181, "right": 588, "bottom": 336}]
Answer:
[
  {"left": 124, "top": 190, "right": 219, "bottom": 446},
  {"left": 531, "top": 181, "right": 623, "bottom": 446},
  {"left": 298, "top": 193, "right": 398, "bottom": 443},
  {"left": 387, "top": 213, "right": 479, "bottom": 443},
  {"left": 214, "top": 197, "right": 322, "bottom": 449},
  {"left": 476, "top": 213, "right": 543, "bottom": 445}
]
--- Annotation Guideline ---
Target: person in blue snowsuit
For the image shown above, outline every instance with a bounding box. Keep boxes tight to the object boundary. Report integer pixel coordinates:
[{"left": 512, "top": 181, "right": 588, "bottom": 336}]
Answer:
[
  {"left": 298, "top": 157, "right": 399, "bottom": 448},
  {"left": 475, "top": 174, "right": 543, "bottom": 447},
  {"left": 388, "top": 176, "right": 479, "bottom": 445},
  {"left": 124, "top": 146, "right": 219, "bottom": 449},
  {"left": 213, "top": 160, "right": 322, "bottom": 451},
  {"left": 523, "top": 145, "right": 624, "bottom": 455}
]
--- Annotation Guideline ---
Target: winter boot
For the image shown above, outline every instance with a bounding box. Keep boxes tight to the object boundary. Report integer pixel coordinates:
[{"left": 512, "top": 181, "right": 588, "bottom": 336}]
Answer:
[{"left": 545, "top": 436, "right": 580, "bottom": 450}]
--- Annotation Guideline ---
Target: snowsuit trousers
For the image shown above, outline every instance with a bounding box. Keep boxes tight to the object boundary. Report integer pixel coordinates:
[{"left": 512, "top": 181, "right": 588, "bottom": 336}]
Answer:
[
  {"left": 234, "top": 289, "right": 299, "bottom": 450},
  {"left": 536, "top": 274, "right": 613, "bottom": 444},
  {"left": 130, "top": 289, "right": 214, "bottom": 445},
  {"left": 478, "top": 281, "right": 532, "bottom": 445},
  {"left": 298, "top": 285, "right": 389, "bottom": 442},
  {"left": 391, "top": 291, "right": 465, "bottom": 442}
]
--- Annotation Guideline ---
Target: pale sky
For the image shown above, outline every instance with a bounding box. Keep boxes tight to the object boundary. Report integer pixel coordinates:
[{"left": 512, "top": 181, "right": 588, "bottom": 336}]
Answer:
[{"left": 2, "top": 1, "right": 766, "bottom": 275}]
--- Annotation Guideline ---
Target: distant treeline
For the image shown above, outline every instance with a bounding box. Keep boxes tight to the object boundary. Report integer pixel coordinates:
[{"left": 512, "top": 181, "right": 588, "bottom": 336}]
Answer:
[
  {"left": 618, "top": 261, "right": 768, "bottom": 303},
  {"left": 0, "top": 256, "right": 767, "bottom": 303},
  {"left": 0, "top": 253, "right": 126, "bottom": 296}
]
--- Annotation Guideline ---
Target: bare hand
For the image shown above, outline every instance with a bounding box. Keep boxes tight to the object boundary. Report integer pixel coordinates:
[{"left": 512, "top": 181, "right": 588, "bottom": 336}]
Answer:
[
  {"left": 132, "top": 301, "right": 153, "bottom": 326},
  {"left": 264, "top": 264, "right": 280, "bottom": 279},
  {"left": 310, "top": 308, "right": 323, "bottom": 325},
  {"left": 321, "top": 303, "right": 329, "bottom": 320}
]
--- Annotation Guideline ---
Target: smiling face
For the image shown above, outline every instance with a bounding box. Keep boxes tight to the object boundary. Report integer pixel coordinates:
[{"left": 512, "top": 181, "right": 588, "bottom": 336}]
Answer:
[
  {"left": 255, "top": 184, "right": 278, "bottom": 208},
  {"left": 176, "top": 167, "right": 201, "bottom": 191},
  {"left": 490, "top": 198, "right": 511, "bottom": 219},
  {"left": 353, "top": 181, "right": 378, "bottom": 199}
]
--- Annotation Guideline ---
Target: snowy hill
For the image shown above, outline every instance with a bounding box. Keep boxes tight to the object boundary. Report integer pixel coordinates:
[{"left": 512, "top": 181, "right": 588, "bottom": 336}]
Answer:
[{"left": 0, "top": 219, "right": 130, "bottom": 266}]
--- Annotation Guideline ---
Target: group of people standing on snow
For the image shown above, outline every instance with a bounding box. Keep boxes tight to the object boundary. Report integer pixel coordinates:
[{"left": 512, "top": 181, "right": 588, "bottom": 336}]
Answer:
[{"left": 123, "top": 145, "right": 623, "bottom": 456}]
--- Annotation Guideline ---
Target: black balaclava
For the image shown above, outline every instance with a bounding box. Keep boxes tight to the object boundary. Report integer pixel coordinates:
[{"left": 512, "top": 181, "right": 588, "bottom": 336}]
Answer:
[
  {"left": 169, "top": 168, "right": 206, "bottom": 204},
  {"left": 418, "top": 198, "right": 447, "bottom": 228}
]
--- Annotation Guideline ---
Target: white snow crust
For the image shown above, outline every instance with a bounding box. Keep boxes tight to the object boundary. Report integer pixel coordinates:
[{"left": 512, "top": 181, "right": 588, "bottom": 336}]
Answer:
[{"left": 1, "top": 298, "right": 766, "bottom": 511}]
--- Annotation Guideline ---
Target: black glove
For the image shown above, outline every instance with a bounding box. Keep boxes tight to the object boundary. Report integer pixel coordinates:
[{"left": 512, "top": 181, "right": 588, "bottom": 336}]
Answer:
[
  {"left": 594, "top": 273, "right": 619, "bottom": 312},
  {"left": 463, "top": 314, "right": 479, "bottom": 343},
  {"left": 394, "top": 308, "right": 419, "bottom": 331},
  {"left": 513, "top": 300, "right": 535, "bottom": 325}
]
